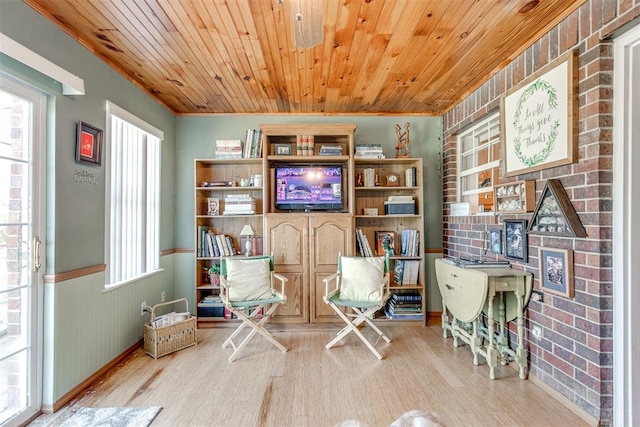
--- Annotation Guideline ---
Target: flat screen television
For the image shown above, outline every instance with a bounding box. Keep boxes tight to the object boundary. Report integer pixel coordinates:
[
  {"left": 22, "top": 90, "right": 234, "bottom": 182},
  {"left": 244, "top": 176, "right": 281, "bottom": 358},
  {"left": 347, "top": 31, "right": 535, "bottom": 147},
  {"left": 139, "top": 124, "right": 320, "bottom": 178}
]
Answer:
[{"left": 274, "top": 164, "right": 344, "bottom": 212}]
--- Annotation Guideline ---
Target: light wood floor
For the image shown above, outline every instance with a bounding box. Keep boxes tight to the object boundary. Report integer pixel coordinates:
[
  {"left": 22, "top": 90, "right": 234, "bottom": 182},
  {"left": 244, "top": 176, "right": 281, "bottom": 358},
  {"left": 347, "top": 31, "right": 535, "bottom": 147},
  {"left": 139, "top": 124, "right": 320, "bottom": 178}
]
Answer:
[{"left": 28, "top": 325, "right": 589, "bottom": 427}]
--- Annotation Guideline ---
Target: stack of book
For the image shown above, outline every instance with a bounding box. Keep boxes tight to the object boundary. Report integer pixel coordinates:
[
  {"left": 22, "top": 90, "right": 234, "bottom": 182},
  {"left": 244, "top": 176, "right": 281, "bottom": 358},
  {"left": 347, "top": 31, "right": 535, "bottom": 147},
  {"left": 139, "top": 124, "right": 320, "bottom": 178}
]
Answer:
[
  {"left": 400, "top": 229, "right": 420, "bottom": 256},
  {"left": 355, "top": 144, "right": 385, "bottom": 159},
  {"left": 215, "top": 140, "right": 243, "bottom": 159},
  {"left": 393, "top": 259, "right": 420, "bottom": 285},
  {"left": 385, "top": 293, "right": 423, "bottom": 320},
  {"left": 319, "top": 145, "right": 343, "bottom": 156},
  {"left": 243, "top": 129, "right": 263, "bottom": 158},
  {"left": 223, "top": 194, "right": 256, "bottom": 215}
]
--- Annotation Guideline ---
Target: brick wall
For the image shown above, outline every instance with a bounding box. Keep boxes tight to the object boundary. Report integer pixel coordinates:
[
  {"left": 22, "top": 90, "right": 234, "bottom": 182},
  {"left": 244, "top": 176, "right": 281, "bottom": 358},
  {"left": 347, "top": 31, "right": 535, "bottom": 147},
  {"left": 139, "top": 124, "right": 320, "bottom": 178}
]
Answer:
[{"left": 441, "top": 1, "right": 640, "bottom": 423}]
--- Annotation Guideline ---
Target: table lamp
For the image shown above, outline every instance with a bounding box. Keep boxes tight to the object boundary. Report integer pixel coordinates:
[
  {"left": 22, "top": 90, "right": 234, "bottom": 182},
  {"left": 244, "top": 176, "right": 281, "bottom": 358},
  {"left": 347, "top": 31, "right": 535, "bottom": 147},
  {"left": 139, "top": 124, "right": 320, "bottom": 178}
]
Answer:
[{"left": 240, "top": 224, "right": 256, "bottom": 256}]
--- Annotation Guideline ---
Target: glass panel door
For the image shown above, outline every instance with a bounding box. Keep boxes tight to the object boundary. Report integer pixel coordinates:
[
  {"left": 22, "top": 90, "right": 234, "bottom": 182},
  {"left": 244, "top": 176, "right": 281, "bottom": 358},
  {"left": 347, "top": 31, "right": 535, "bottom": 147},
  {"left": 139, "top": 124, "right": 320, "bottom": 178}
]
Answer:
[{"left": 0, "top": 75, "right": 45, "bottom": 426}]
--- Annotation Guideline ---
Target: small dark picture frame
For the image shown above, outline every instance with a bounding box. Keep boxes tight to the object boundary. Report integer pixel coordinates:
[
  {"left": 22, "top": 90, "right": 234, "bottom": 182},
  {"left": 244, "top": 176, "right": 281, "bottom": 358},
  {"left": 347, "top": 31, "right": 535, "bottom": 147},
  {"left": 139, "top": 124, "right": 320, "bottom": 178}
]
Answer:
[
  {"left": 539, "top": 247, "right": 574, "bottom": 298},
  {"left": 488, "top": 229, "right": 502, "bottom": 254},
  {"left": 275, "top": 144, "right": 291, "bottom": 156},
  {"left": 503, "top": 219, "right": 528, "bottom": 262},
  {"left": 76, "top": 121, "right": 103, "bottom": 166}
]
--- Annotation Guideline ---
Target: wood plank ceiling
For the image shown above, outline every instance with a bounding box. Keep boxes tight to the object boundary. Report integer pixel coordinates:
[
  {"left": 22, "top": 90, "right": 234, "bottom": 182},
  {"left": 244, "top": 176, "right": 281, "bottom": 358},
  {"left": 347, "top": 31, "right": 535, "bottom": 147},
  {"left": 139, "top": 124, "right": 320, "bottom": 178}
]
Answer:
[{"left": 24, "top": 0, "right": 586, "bottom": 115}]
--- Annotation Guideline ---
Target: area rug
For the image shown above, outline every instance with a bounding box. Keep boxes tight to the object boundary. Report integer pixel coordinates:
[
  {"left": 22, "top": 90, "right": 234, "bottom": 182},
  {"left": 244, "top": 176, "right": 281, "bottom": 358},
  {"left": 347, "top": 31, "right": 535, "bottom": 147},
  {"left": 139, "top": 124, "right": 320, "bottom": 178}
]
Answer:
[{"left": 60, "top": 406, "right": 162, "bottom": 427}]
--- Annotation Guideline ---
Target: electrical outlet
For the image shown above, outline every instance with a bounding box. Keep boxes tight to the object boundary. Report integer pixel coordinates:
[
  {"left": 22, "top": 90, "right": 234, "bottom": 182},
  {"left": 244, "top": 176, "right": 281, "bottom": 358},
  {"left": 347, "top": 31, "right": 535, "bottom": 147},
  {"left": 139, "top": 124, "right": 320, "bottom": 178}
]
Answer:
[
  {"left": 141, "top": 301, "right": 147, "bottom": 316},
  {"left": 531, "top": 325, "right": 542, "bottom": 339},
  {"left": 531, "top": 289, "right": 544, "bottom": 303},
  {"left": 161, "top": 291, "right": 166, "bottom": 302}
]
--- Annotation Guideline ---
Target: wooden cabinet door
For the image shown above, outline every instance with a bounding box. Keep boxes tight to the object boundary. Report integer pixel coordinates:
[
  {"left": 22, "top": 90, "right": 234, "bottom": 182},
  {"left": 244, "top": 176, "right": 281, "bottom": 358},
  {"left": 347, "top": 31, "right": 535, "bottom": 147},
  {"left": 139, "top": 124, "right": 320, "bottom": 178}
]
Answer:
[
  {"left": 265, "top": 214, "right": 309, "bottom": 323},
  {"left": 309, "top": 215, "right": 354, "bottom": 323}
]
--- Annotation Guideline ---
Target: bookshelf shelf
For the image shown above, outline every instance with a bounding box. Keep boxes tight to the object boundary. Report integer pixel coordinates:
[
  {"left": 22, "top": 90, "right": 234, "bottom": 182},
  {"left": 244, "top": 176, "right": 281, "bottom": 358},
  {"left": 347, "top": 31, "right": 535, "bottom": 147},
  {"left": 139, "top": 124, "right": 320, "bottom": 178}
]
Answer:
[
  {"left": 194, "top": 157, "right": 265, "bottom": 326},
  {"left": 354, "top": 157, "right": 426, "bottom": 323}
]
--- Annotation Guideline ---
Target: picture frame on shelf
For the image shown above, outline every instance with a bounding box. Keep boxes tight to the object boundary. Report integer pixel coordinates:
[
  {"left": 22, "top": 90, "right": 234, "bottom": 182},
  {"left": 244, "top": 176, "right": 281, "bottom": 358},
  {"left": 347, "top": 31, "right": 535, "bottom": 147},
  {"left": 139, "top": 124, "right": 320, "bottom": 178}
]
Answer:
[
  {"left": 500, "top": 49, "right": 578, "bottom": 177},
  {"left": 539, "top": 247, "right": 574, "bottom": 298},
  {"left": 503, "top": 219, "right": 528, "bottom": 262},
  {"left": 374, "top": 231, "right": 396, "bottom": 257},
  {"left": 207, "top": 197, "right": 219, "bottom": 216},
  {"left": 76, "top": 121, "right": 103, "bottom": 166},
  {"left": 488, "top": 229, "right": 503, "bottom": 254},
  {"left": 275, "top": 144, "right": 291, "bottom": 155}
]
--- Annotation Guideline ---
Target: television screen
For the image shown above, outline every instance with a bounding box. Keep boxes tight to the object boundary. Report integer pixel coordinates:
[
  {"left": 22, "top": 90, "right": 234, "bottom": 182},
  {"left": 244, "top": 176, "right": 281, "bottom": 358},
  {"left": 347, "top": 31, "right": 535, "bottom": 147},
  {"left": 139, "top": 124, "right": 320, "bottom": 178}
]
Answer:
[{"left": 274, "top": 165, "right": 344, "bottom": 211}]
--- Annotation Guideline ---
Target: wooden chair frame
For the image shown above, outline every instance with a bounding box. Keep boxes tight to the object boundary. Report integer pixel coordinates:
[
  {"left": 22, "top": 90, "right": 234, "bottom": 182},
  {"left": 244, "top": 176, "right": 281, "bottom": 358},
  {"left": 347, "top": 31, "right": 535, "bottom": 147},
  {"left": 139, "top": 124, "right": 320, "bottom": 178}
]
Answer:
[
  {"left": 219, "top": 256, "right": 288, "bottom": 362},
  {"left": 322, "top": 256, "right": 391, "bottom": 359}
]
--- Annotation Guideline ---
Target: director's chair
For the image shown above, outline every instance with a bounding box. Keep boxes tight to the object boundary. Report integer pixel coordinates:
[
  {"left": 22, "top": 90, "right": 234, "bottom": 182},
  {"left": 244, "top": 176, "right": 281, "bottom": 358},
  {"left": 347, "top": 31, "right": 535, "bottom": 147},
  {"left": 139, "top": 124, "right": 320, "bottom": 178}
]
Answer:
[
  {"left": 219, "top": 255, "right": 287, "bottom": 362},
  {"left": 323, "top": 254, "right": 391, "bottom": 359}
]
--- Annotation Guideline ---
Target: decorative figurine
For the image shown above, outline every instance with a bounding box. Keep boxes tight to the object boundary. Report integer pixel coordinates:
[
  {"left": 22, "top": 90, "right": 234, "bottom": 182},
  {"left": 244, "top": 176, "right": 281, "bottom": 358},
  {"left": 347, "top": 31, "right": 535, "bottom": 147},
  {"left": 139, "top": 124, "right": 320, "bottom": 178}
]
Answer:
[{"left": 395, "top": 122, "right": 411, "bottom": 158}]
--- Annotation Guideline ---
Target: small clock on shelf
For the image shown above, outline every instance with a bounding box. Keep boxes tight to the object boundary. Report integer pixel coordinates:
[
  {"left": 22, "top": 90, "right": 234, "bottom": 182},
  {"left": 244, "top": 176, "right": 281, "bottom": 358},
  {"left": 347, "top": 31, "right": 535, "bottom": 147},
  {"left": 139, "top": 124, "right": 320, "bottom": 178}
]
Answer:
[{"left": 385, "top": 172, "right": 401, "bottom": 187}]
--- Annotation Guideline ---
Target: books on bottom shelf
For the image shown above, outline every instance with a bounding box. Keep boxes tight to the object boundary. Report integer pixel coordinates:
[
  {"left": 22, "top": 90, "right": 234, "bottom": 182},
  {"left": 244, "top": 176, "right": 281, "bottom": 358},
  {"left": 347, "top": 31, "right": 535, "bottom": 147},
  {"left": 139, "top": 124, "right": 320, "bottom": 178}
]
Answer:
[{"left": 385, "top": 293, "right": 423, "bottom": 320}]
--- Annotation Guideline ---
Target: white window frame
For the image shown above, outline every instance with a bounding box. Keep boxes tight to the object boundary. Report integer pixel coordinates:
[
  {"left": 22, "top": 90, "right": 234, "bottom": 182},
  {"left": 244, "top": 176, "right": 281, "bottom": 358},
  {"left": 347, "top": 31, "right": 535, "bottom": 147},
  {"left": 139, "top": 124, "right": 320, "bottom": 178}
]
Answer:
[
  {"left": 457, "top": 112, "right": 501, "bottom": 211},
  {"left": 105, "top": 101, "right": 163, "bottom": 288}
]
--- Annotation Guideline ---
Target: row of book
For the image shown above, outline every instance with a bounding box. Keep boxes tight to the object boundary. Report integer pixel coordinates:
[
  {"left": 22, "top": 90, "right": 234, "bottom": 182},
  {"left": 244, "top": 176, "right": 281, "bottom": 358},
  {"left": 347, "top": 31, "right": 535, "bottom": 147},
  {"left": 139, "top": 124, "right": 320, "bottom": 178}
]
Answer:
[
  {"left": 404, "top": 167, "right": 418, "bottom": 187},
  {"left": 385, "top": 293, "right": 423, "bottom": 320},
  {"left": 356, "top": 228, "right": 420, "bottom": 258},
  {"left": 244, "top": 129, "right": 263, "bottom": 158},
  {"left": 362, "top": 167, "right": 377, "bottom": 187},
  {"left": 393, "top": 259, "right": 420, "bottom": 285},
  {"left": 197, "top": 226, "right": 237, "bottom": 257},
  {"left": 355, "top": 143, "right": 385, "bottom": 159},
  {"left": 399, "top": 229, "right": 420, "bottom": 257},
  {"left": 355, "top": 228, "right": 375, "bottom": 257}
]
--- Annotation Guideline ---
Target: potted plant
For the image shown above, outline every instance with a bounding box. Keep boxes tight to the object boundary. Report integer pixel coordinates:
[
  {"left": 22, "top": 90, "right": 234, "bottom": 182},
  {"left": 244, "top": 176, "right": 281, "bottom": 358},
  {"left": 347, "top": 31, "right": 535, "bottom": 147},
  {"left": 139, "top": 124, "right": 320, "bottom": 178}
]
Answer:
[{"left": 207, "top": 264, "right": 221, "bottom": 286}]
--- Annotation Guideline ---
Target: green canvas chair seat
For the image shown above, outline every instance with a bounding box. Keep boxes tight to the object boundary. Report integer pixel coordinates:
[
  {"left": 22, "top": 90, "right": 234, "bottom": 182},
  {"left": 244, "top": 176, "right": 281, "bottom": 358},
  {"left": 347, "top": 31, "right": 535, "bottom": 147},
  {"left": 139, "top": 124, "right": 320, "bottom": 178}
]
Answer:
[
  {"left": 322, "top": 254, "right": 391, "bottom": 360},
  {"left": 219, "top": 255, "right": 287, "bottom": 362}
]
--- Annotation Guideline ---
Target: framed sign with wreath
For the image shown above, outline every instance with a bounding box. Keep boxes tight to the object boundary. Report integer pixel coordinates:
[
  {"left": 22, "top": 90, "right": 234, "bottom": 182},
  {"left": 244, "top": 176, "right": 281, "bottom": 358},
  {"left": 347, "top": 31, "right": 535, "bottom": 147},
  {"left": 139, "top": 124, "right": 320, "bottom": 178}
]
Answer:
[{"left": 500, "top": 49, "right": 578, "bottom": 177}]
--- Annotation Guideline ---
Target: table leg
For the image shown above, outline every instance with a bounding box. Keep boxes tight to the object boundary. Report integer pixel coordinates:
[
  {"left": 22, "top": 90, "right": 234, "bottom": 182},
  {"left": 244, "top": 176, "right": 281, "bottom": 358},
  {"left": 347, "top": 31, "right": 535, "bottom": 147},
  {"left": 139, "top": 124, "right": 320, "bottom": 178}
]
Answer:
[
  {"left": 516, "top": 283, "right": 527, "bottom": 379},
  {"left": 472, "top": 320, "right": 482, "bottom": 366},
  {"left": 442, "top": 298, "right": 449, "bottom": 339},
  {"left": 487, "top": 293, "right": 497, "bottom": 380}
]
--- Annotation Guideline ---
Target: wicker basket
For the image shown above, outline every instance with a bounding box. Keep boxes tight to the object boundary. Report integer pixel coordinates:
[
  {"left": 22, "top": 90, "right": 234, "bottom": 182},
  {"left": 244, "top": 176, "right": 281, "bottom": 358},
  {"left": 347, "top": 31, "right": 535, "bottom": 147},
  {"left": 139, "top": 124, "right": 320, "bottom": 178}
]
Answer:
[{"left": 144, "top": 298, "right": 197, "bottom": 359}]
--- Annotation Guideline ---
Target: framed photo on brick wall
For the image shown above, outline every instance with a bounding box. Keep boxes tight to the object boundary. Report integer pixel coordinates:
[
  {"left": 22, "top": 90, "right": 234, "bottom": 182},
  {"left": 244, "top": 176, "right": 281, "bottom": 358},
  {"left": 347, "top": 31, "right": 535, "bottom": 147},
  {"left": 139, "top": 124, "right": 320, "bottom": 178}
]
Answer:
[
  {"left": 487, "top": 229, "right": 503, "bottom": 254},
  {"left": 539, "top": 247, "right": 574, "bottom": 298},
  {"left": 503, "top": 219, "right": 527, "bottom": 262}
]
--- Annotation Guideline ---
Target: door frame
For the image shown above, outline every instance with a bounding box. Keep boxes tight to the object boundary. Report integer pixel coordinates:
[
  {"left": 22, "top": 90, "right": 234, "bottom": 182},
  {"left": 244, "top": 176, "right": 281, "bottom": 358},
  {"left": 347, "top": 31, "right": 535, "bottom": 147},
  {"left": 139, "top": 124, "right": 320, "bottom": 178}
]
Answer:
[{"left": 612, "top": 23, "right": 640, "bottom": 427}]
